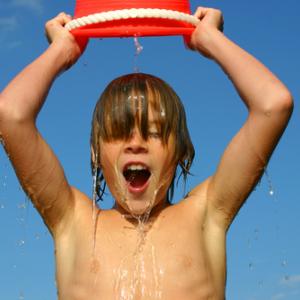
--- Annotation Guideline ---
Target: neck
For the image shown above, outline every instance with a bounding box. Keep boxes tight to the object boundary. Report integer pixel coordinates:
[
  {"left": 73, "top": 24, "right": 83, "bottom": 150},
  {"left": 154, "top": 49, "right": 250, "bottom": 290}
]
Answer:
[{"left": 114, "top": 197, "right": 170, "bottom": 226}]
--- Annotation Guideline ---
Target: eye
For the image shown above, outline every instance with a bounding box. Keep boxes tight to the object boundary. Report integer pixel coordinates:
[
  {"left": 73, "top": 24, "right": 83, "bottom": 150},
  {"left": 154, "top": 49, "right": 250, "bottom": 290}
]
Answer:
[{"left": 148, "top": 130, "right": 161, "bottom": 139}]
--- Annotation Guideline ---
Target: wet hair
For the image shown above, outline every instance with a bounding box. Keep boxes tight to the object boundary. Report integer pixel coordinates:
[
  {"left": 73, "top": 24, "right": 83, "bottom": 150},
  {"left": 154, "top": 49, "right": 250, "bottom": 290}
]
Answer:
[{"left": 90, "top": 73, "right": 194, "bottom": 202}]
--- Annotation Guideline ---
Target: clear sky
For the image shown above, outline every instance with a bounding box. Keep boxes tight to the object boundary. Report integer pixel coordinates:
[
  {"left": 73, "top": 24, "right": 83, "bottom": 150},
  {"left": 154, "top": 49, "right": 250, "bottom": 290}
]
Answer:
[{"left": 0, "top": 1, "right": 299, "bottom": 299}]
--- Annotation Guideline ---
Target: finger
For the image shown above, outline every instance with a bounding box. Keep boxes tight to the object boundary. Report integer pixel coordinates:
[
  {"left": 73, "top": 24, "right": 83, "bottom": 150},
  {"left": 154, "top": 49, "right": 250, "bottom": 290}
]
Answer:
[
  {"left": 194, "top": 7, "right": 209, "bottom": 20},
  {"left": 55, "top": 12, "right": 72, "bottom": 26}
]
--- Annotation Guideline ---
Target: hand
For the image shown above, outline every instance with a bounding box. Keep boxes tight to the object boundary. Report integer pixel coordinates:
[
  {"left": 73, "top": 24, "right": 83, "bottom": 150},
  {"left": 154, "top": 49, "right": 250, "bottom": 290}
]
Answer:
[
  {"left": 45, "top": 12, "right": 88, "bottom": 68},
  {"left": 188, "top": 7, "right": 224, "bottom": 58}
]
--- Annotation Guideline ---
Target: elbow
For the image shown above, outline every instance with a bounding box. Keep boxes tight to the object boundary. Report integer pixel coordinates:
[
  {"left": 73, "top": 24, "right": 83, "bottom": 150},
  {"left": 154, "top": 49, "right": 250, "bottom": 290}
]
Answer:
[
  {"left": 262, "top": 86, "right": 294, "bottom": 119},
  {"left": 0, "top": 93, "right": 32, "bottom": 126},
  {"left": 0, "top": 93, "right": 7, "bottom": 126},
  {"left": 0, "top": 92, "right": 10, "bottom": 119},
  {"left": 275, "top": 87, "right": 294, "bottom": 115},
  {"left": 0, "top": 93, "right": 12, "bottom": 128}
]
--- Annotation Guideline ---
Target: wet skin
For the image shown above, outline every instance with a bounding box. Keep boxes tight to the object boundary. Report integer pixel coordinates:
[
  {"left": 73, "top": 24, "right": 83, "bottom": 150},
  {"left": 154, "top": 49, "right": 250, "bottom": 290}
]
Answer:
[
  {"left": 99, "top": 123, "right": 176, "bottom": 216},
  {"left": 55, "top": 182, "right": 226, "bottom": 300},
  {"left": 55, "top": 120, "right": 226, "bottom": 299}
]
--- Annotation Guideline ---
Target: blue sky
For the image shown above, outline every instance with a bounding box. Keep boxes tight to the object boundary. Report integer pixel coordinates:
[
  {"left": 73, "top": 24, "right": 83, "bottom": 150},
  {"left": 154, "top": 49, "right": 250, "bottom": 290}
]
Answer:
[{"left": 0, "top": 0, "right": 299, "bottom": 299}]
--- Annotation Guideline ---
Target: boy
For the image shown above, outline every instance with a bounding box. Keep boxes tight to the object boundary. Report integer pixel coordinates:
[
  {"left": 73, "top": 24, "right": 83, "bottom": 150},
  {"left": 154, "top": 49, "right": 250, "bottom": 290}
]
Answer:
[{"left": 0, "top": 7, "right": 293, "bottom": 300}]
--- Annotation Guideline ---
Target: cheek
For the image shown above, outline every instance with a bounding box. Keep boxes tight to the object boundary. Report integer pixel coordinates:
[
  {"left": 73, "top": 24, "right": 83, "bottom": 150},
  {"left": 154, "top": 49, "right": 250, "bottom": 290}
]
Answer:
[
  {"left": 100, "top": 147, "right": 118, "bottom": 174},
  {"left": 155, "top": 150, "right": 176, "bottom": 179}
]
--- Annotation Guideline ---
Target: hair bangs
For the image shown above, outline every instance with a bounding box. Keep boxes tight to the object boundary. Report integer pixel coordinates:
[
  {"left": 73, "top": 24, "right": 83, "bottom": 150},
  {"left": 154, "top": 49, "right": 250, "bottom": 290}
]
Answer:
[{"left": 97, "top": 76, "right": 175, "bottom": 144}]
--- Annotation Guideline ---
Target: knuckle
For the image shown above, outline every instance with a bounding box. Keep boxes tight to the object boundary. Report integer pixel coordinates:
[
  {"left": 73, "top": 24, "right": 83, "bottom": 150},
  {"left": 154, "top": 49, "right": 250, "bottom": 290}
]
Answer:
[
  {"left": 45, "top": 20, "right": 52, "bottom": 29},
  {"left": 215, "top": 9, "right": 223, "bottom": 17}
]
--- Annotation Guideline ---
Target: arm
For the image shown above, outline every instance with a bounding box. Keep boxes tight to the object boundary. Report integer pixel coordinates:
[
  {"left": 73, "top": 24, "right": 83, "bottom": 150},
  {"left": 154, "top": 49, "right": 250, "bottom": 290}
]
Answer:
[
  {"left": 189, "top": 8, "right": 293, "bottom": 230},
  {"left": 0, "top": 13, "right": 87, "bottom": 236}
]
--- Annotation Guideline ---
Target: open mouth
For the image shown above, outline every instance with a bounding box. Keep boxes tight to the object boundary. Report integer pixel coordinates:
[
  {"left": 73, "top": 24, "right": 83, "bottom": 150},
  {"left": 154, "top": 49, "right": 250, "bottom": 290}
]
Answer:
[{"left": 123, "top": 163, "right": 151, "bottom": 190}]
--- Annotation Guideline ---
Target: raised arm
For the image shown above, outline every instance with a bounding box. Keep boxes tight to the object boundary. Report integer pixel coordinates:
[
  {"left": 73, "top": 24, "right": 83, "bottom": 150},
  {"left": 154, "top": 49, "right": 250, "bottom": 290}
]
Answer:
[
  {"left": 0, "top": 13, "right": 87, "bottom": 235},
  {"left": 189, "top": 8, "right": 293, "bottom": 229}
]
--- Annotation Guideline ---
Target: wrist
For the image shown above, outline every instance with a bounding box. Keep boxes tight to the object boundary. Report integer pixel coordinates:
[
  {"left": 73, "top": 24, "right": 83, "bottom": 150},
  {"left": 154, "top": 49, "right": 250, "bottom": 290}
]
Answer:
[
  {"left": 192, "top": 27, "right": 225, "bottom": 59},
  {"left": 48, "top": 37, "right": 81, "bottom": 71}
]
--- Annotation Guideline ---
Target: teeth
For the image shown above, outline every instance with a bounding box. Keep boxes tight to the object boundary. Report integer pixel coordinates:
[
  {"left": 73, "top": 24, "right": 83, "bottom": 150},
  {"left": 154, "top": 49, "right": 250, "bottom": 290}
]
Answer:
[{"left": 126, "top": 164, "right": 147, "bottom": 171}]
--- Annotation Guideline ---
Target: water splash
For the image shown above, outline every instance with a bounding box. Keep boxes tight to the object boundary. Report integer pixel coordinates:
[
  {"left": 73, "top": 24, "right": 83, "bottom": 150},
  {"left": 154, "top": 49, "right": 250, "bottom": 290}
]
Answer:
[
  {"left": 283, "top": 275, "right": 290, "bottom": 282},
  {"left": 134, "top": 37, "right": 143, "bottom": 56},
  {"left": 91, "top": 164, "right": 99, "bottom": 255},
  {"left": 110, "top": 153, "right": 168, "bottom": 299},
  {"left": 258, "top": 280, "right": 263, "bottom": 288},
  {"left": 90, "top": 132, "right": 172, "bottom": 298},
  {"left": 281, "top": 260, "right": 288, "bottom": 267},
  {"left": 264, "top": 168, "right": 275, "bottom": 197},
  {"left": 92, "top": 169, "right": 98, "bottom": 222},
  {"left": 19, "top": 291, "right": 25, "bottom": 300},
  {"left": 248, "top": 262, "right": 254, "bottom": 271},
  {"left": 18, "top": 240, "right": 25, "bottom": 247},
  {"left": 0, "top": 137, "right": 5, "bottom": 147},
  {"left": 3, "top": 175, "right": 7, "bottom": 188},
  {"left": 133, "top": 37, "right": 143, "bottom": 73},
  {"left": 114, "top": 239, "right": 163, "bottom": 300}
]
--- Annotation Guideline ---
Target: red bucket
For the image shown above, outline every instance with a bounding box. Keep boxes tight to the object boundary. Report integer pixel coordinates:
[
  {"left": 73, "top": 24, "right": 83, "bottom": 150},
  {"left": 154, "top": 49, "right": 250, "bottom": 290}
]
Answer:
[{"left": 66, "top": 0, "right": 198, "bottom": 38}]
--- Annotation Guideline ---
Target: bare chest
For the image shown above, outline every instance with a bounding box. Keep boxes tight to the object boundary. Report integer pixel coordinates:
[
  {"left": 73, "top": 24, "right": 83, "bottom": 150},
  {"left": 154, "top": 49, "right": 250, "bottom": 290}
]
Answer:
[{"left": 57, "top": 213, "right": 222, "bottom": 300}]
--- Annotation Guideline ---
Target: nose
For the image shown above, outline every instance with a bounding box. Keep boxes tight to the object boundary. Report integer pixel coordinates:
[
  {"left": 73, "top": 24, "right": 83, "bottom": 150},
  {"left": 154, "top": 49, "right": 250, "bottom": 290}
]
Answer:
[{"left": 124, "top": 130, "right": 148, "bottom": 154}]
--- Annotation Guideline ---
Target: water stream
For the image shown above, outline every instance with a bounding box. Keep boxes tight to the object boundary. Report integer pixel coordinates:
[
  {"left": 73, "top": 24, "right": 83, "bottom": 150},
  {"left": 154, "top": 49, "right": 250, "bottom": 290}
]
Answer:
[{"left": 133, "top": 37, "right": 143, "bottom": 73}]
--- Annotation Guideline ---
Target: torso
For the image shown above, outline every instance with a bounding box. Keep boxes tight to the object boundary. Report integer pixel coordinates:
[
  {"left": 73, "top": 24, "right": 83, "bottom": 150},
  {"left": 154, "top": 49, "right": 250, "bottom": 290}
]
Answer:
[{"left": 55, "top": 185, "right": 227, "bottom": 300}]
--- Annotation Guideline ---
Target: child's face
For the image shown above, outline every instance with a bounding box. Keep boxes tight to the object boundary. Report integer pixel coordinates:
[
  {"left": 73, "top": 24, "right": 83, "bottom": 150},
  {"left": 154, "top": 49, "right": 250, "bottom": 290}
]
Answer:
[{"left": 99, "top": 108, "right": 176, "bottom": 216}]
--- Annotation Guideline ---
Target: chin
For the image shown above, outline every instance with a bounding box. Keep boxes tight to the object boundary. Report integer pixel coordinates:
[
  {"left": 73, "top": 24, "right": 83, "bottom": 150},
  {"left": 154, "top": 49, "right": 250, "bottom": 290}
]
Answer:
[{"left": 121, "top": 198, "right": 155, "bottom": 217}]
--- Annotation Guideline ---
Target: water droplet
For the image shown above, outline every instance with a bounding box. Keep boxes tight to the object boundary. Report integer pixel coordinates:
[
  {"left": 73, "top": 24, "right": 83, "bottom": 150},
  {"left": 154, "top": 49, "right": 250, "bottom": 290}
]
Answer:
[
  {"left": 249, "top": 262, "right": 254, "bottom": 271},
  {"left": 283, "top": 275, "right": 290, "bottom": 281},
  {"left": 17, "top": 217, "right": 25, "bottom": 224},
  {"left": 35, "top": 233, "right": 41, "bottom": 240},
  {"left": 264, "top": 168, "right": 275, "bottom": 197},
  {"left": 18, "top": 240, "right": 25, "bottom": 247},
  {"left": 18, "top": 203, "right": 27, "bottom": 209},
  {"left": 0, "top": 204, "right": 4, "bottom": 209},
  {"left": 134, "top": 37, "right": 143, "bottom": 56},
  {"left": 281, "top": 260, "right": 288, "bottom": 267},
  {"left": 133, "top": 37, "right": 143, "bottom": 73},
  {"left": 247, "top": 239, "right": 251, "bottom": 248},
  {"left": 19, "top": 291, "right": 25, "bottom": 300}
]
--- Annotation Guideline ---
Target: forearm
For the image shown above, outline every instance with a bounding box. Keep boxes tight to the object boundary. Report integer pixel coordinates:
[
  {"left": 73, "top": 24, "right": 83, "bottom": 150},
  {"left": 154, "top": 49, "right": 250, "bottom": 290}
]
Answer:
[
  {"left": 199, "top": 29, "right": 292, "bottom": 112},
  {"left": 0, "top": 41, "right": 71, "bottom": 124}
]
